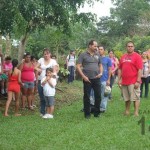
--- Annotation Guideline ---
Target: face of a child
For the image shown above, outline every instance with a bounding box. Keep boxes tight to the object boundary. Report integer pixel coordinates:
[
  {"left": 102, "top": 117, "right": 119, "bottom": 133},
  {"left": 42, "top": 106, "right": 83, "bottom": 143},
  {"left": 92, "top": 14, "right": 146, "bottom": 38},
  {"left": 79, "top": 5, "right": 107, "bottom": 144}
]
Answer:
[
  {"left": 5, "top": 60, "right": 11, "bottom": 64},
  {"left": 46, "top": 71, "right": 52, "bottom": 77}
]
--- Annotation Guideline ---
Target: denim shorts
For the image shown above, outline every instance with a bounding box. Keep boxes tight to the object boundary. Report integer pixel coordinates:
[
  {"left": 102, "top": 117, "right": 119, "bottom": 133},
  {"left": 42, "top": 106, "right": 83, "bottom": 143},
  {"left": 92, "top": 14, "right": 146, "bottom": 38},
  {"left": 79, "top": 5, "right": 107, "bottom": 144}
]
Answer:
[
  {"left": 45, "top": 96, "right": 55, "bottom": 106},
  {"left": 23, "top": 81, "right": 34, "bottom": 89}
]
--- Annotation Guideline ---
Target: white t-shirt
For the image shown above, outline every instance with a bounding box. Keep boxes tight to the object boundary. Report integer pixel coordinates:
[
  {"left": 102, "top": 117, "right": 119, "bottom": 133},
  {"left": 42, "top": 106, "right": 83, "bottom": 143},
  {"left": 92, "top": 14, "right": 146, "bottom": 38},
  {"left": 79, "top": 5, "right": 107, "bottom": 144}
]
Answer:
[
  {"left": 38, "top": 58, "right": 57, "bottom": 80},
  {"left": 67, "top": 55, "right": 76, "bottom": 66},
  {"left": 41, "top": 77, "right": 57, "bottom": 96}
]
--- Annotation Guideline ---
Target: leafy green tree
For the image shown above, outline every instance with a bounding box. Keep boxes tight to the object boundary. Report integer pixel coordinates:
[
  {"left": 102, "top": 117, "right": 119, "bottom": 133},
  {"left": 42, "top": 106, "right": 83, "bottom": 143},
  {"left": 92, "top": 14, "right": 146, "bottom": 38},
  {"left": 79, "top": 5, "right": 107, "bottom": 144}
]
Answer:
[
  {"left": 97, "top": 0, "right": 150, "bottom": 37},
  {"left": 0, "top": 0, "right": 100, "bottom": 62}
]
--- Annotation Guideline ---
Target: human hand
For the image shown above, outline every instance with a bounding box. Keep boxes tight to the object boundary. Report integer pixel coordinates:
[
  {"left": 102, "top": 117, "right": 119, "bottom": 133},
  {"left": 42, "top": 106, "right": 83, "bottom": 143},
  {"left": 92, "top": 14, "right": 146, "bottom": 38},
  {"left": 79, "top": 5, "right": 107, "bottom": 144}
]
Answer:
[
  {"left": 118, "top": 80, "right": 122, "bottom": 89},
  {"left": 134, "top": 82, "right": 140, "bottom": 89},
  {"left": 106, "top": 80, "right": 110, "bottom": 86},
  {"left": 46, "top": 76, "right": 50, "bottom": 81},
  {"left": 83, "top": 76, "right": 91, "bottom": 83},
  {"left": 95, "top": 73, "right": 102, "bottom": 78}
]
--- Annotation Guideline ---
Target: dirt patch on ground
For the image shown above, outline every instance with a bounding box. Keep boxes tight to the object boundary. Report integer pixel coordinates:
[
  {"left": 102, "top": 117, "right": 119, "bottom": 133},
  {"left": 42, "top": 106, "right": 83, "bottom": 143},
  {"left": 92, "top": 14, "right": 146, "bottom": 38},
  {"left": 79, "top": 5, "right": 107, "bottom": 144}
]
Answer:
[{"left": 0, "top": 81, "right": 83, "bottom": 115}]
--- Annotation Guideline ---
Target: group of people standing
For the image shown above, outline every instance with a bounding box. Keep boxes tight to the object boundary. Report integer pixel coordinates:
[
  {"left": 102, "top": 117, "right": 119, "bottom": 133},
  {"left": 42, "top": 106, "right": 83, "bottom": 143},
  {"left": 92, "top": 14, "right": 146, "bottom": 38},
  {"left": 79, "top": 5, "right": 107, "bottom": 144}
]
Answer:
[
  {"left": 0, "top": 48, "right": 58, "bottom": 119},
  {"left": 0, "top": 40, "right": 150, "bottom": 119},
  {"left": 77, "top": 40, "right": 149, "bottom": 119}
]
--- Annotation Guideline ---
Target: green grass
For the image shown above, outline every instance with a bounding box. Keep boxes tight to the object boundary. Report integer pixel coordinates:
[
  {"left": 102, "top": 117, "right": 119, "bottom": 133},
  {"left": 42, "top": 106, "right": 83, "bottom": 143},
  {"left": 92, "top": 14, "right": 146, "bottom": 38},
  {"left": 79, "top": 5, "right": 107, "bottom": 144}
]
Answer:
[{"left": 0, "top": 81, "right": 150, "bottom": 150}]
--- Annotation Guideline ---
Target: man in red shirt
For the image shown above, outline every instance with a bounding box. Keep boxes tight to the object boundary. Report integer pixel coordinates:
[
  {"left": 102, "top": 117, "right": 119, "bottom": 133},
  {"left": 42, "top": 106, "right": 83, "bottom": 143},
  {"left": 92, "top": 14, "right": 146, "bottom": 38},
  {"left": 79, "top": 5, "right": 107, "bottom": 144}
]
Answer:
[{"left": 118, "top": 41, "right": 143, "bottom": 116}]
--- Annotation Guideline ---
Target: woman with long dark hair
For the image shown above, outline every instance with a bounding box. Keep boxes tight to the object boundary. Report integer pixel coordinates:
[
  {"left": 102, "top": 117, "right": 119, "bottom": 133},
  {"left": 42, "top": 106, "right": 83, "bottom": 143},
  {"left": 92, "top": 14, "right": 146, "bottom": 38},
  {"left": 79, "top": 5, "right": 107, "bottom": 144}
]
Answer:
[{"left": 4, "top": 59, "right": 23, "bottom": 116}]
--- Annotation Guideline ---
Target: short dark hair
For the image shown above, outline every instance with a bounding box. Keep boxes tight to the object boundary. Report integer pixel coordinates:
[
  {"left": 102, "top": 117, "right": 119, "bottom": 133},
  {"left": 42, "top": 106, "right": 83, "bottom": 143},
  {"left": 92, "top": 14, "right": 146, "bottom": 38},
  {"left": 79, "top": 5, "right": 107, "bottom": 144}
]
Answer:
[
  {"left": 88, "top": 40, "right": 96, "bottom": 47},
  {"left": 51, "top": 55, "right": 56, "bottom": 59},
  {"left": 126, "top": 41, "right": 135, "bottom": 46},
  {"left": 108, "top": 50, "right": 114, "bottom": 54},
  {"left": 31, "top": 55, "right": 38, "bottom": 61},
  {"left": 5, "top": 56, "right": 11, "bottom": 61},
  {"left": 43, "top": 48, "right": 50, "bottom": 54},
  {"left": 70, "top": 50, "right": 75, "bottom": 53},
  {"left": 46, "top": 67, "right": 53, "bottom": 74},
  {"left": 98, "top": 45, "right": 106, "bottom": 50}
]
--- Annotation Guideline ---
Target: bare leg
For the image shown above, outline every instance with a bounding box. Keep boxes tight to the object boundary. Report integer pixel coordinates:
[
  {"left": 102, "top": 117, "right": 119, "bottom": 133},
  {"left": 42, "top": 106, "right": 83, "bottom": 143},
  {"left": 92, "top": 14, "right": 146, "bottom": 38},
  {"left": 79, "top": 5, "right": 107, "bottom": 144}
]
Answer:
[
  {"left": 47, "top": 107, "right": 51, "bottom": 114},
  {"left": 22, "top": 88, "right": 28, "bottom": 108},
  {"left": 31, "top": 86, "right": 37, "bottom": 107},
  {"left": 14, "top": 92, "right": 21, "bottom": 116},
  {"left": 49, "top": 106, "right": 54, "bottom": 115},
  {"left": 22, "top": 95, "right": 26, "bottom": 108},
  {"left": 27, "top": 95, "right": 33, "bottom": 109},
  {"left": 12, "top": 92, "right": 16, "bottom": 101},
  {"left": 27, "top": 88, "right": 34, "bottom": 110},
  {"left": 124, "top": 101, "right": 130, "bottom": 115},
  {"left": 31, "top": 94, "right": 35, "bottom": 106},
  {"left": 4, "top": 91, "right": 13, "bottom": 116},
  {"left": 134, "top": 100, "right": 140, "bottom": 116}
]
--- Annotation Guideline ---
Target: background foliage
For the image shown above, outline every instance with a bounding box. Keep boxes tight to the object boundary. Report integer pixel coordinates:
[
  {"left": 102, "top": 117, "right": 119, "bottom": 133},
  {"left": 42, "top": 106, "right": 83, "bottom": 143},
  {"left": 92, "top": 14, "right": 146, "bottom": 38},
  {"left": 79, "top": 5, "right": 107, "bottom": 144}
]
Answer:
[{"left": 0, "top": 0, "right": 150, "bottom": 61}]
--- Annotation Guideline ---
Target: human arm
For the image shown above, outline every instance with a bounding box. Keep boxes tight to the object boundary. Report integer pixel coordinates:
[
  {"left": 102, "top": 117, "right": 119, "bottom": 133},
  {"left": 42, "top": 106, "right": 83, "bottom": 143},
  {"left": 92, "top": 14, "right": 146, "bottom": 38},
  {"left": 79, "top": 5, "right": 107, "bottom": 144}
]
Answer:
[
  {"left": 18, "top": 70, "right": 24, "bottom": 86},
  {"left": 76, "top": 63, "right": 91, "bottom": 83},
  {"left": 117, "top": 69, "right": 122, "bottom": 88},
  {"left": 112, "top": 60, "right": 118, "bottom": 75},
  {"left": 134, "top": 69, "right": 142, "bottom": 89},
  {"left": 55, "top": 64, "right": 60, "bottom": 73},
  {"left": 34, "top": 62, "right": 42, "bottom": 73},
  {"left": 2, "top": 64, "right": 7, "bottom": 73},
  {"left": 106, "top": 66, "right": 112, "bottom": 86},
  {"left": 41, "top": 76, "right": 49, "bottom": 86},
  {"left": 65, "top": 56, "right": 69, "bottom": 69},
  {"left": 95, "top": 63, "right": 103, "bottom": 78},
  {"left": 47, "top": 78, "right": 56, "bottom": 88}
]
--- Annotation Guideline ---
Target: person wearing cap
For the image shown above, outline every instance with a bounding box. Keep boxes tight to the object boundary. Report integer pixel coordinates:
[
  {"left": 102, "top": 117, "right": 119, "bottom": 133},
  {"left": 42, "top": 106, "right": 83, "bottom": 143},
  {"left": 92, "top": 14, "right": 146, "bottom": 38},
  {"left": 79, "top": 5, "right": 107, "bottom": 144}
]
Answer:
[{"left": 66, "top": 50, "right": 76, "bottom": 83}]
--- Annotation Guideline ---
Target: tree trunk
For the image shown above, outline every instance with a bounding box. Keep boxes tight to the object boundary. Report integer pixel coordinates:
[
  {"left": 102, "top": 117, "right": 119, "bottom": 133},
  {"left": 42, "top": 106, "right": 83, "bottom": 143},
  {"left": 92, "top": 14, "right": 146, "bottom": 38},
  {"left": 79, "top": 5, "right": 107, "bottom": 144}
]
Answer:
[
  {"left": 5, "top": 34, "right": 11, "bottom": 56},
  {"left": 18, "top": 33, "right": 28, "bottom": 63}
]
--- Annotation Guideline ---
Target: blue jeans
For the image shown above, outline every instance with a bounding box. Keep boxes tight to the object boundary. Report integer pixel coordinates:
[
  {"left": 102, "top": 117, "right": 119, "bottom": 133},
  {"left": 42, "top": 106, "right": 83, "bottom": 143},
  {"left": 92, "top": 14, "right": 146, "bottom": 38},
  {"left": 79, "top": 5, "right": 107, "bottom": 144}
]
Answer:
[
  {"left": 68, "top": 66, "right": 75, "bottom": 83},
  {"left": 100, "top": 81, "right": 109, "bottom": 111},
  {"left": 38, "top": 81, "right": 46, "bottom": 115},
  {"left": 83, "top": 78, "right": 101, "bottom": 117}
]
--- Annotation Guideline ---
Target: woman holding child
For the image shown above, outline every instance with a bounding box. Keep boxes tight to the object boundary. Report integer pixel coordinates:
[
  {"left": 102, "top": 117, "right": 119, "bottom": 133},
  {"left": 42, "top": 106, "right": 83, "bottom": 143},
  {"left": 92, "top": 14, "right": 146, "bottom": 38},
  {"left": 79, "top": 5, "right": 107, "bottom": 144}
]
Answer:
[{"left": 35, "top": 48, "right": 57, "bottom": 116}]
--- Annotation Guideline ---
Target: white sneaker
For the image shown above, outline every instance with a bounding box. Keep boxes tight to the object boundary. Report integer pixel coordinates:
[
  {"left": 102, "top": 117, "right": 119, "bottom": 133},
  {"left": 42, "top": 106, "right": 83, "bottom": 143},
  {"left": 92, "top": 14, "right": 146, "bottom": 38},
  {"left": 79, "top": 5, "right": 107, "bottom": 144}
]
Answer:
[
  {"left": 47, "top": 114, "right": 54, "bottom": 119},
  {"left": 42, "top": 114, "right": 49, "bottom": 119}
]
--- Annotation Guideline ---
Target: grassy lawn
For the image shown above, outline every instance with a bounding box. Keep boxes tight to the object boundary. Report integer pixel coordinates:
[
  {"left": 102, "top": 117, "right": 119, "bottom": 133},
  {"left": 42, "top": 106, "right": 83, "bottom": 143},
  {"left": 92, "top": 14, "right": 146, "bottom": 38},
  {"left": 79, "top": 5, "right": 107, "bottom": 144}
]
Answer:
[{"left": 0, "top": 81, "right": 150, "bottom": 150}]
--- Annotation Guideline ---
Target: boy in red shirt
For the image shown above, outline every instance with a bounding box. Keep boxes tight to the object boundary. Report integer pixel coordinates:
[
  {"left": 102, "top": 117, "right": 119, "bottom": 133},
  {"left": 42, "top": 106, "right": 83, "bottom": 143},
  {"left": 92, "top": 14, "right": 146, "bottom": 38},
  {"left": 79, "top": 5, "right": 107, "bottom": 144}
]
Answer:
[{"left": 118, "top": 41, "right": 143, "bottom": 116}]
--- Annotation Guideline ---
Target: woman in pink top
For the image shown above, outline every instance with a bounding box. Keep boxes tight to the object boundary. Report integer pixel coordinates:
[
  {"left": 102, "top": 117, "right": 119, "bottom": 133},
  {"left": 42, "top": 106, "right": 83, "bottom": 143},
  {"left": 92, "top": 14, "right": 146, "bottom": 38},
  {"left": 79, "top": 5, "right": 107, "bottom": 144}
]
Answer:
[
  {"left": 1, "top": 56, "right": 12, "bottom": 95},
  {"left": 108, "top": 50, "right": 118, "bottom": 100},
  {"left": 18, "top": 52, "right": 36, "bottom": 110}
]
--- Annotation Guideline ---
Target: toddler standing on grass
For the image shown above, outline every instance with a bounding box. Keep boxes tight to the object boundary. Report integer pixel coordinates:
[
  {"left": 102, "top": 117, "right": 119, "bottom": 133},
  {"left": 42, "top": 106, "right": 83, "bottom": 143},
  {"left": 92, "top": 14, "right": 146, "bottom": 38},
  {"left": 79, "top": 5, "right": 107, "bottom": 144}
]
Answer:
[
  {"left": 4, "top": 59, "right": 23, "bottom": 116},
  {"left": 41, "top": 68, "right": 57, "bottom": 119}
]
